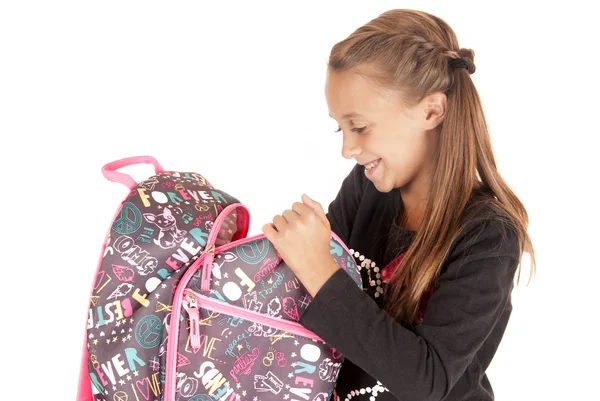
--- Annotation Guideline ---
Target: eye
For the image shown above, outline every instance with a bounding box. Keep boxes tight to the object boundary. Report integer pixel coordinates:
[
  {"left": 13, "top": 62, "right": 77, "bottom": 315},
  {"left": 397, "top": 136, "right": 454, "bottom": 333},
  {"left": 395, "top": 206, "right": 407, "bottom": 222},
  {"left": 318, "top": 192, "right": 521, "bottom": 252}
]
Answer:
[{"left": 334, "top": 126, "right": 368, "bottom": 134}]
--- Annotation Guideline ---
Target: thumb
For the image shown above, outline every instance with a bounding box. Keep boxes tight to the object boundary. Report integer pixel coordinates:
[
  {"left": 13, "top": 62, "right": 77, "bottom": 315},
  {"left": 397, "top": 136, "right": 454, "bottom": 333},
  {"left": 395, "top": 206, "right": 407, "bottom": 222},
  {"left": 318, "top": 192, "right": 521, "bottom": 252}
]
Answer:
[{"left": 302, "top": 194, "right": 329, "bottom": 227}]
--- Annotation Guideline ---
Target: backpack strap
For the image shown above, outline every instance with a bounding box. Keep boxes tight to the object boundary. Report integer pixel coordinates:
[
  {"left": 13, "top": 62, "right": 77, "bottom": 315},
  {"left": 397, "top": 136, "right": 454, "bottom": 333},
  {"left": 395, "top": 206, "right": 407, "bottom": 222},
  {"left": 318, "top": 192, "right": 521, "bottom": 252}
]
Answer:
[
  {"left": 101, "top": 156, "right": 163, "bottom": 189},
  {"left": 200, "top": 203, "right": 251, "bottom": 292}
]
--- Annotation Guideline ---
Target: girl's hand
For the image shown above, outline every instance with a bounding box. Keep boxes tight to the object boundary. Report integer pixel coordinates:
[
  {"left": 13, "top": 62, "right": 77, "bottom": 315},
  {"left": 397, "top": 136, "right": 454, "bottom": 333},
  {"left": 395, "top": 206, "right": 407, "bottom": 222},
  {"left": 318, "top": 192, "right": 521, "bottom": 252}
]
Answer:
[{"left": 262, "top": 194, "right": 339, "bottom": 297}]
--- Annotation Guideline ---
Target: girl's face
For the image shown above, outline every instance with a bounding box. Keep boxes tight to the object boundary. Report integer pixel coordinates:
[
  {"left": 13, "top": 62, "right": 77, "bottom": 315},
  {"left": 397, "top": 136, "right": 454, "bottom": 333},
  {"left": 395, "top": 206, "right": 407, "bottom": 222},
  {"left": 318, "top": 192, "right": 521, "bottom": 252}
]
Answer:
[{"left": 325, "top": 68, "right": 445, "bottom": 195}]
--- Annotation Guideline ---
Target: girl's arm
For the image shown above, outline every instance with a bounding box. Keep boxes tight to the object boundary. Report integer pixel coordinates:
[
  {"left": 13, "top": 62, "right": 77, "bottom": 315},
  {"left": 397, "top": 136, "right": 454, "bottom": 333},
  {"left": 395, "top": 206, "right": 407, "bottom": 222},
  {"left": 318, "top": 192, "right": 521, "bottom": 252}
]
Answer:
[{"left": 299, "top": 217, "right": 520, "bottom": 401}]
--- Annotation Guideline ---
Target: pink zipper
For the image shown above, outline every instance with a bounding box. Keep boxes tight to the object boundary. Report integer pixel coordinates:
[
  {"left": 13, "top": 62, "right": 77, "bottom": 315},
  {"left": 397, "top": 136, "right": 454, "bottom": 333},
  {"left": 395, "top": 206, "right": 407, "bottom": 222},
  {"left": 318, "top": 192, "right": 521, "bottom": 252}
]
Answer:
[
  {"left": 165, "top": 225, "right": 352, "bottom": 401},
  {"left": 184, "top": 289, "right": 322, "bottom": 342},
  {"left": 186, "top": 293, "right": 202, "bottom": 352},
  {"left": 201, "top": 203, "right": 249, "bottom": 292}
]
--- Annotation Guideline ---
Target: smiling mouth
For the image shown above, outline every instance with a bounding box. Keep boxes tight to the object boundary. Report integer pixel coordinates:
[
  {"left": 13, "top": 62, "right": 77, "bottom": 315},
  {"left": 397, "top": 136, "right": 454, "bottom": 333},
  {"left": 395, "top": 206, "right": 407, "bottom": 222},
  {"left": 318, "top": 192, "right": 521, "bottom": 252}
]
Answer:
[{"left": 364, "top": 159, "right": 381, "bottom": 170}]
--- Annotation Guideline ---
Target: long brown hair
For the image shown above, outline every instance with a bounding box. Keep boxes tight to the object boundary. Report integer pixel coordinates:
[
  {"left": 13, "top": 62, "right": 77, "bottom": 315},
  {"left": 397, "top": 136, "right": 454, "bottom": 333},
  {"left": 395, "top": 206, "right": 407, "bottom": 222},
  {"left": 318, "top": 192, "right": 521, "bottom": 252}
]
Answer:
[{"left": 328, "top": 9, "right": 536, "bottom": 325}]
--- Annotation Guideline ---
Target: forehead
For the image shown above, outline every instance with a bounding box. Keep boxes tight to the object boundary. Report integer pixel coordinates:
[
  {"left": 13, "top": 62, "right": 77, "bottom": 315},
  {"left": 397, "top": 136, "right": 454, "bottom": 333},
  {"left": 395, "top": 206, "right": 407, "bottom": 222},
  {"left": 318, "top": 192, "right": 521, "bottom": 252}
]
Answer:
[{"left": 325, "top": 68, "right": 401, "bottom": 120}]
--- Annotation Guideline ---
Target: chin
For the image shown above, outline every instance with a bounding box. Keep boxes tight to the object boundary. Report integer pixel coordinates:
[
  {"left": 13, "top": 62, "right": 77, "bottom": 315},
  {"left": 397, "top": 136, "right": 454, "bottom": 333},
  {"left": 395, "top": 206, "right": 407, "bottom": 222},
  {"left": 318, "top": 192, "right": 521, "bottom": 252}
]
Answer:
[{"left": 373, "top": 179, "right": 395, "bottom": 193}]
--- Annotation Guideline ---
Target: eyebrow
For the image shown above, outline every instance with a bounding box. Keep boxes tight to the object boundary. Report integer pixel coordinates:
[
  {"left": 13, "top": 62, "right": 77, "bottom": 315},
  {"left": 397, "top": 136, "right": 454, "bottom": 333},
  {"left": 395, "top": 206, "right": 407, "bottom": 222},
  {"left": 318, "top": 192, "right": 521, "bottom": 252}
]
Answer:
[{"left": 329, "top": 112, "right": 364, "bottom": 120}]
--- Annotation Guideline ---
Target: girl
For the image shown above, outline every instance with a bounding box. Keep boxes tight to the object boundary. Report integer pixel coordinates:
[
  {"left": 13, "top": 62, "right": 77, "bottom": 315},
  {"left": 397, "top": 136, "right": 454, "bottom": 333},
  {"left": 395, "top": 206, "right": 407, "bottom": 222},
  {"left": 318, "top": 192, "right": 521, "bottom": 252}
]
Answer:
[{"left": 262, "top": 8, "right": 535, "bottom": 401}]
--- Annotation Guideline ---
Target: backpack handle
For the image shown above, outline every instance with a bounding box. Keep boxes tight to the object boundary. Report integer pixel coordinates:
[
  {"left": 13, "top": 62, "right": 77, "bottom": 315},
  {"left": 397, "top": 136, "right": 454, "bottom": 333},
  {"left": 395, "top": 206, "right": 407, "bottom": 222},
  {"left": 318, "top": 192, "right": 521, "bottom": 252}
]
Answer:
[
  {"left": 101, "top": 156, "right": 164, "bottom": 189},
  {"left": 201, "top": 203, "right": 251, "bottom": 292}
]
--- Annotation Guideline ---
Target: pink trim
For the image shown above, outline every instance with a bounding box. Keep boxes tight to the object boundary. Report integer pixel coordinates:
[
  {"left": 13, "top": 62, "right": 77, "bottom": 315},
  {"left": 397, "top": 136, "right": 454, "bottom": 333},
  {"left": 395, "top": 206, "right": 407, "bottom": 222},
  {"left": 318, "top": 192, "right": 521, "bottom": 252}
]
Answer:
[
  {"left": 164, "top": 230, "right": 352, "bottom": 400},
  {"left": 101, "top": 156, "right": 163, "bottom": 189},
  {"left": 200, "top": 203, "right": 251, "bottom": 292},
  {"left": 185, "top": 289, "right": 323, "bottom": 341},
  {"left": 165, "top": 255, "right": 205, "bottom": 400},
  {"left": 76, "top": 185, "right": 135, "bottom": 400}
]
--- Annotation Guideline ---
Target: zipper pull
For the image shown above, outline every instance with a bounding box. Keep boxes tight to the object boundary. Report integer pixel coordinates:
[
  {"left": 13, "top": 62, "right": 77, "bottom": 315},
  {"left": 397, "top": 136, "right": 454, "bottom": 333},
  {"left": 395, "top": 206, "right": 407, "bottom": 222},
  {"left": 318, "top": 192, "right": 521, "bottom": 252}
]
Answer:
[{"left": 186, "top": 293, "right": 201, "bottom": 352}]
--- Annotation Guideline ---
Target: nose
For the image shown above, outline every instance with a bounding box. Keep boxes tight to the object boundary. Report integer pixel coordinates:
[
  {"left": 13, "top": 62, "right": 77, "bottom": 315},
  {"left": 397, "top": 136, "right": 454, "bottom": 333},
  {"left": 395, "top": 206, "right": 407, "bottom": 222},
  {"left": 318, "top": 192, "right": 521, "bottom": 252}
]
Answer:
[{"left": 341, "top": 132, "right": 361, "bottom": 160}]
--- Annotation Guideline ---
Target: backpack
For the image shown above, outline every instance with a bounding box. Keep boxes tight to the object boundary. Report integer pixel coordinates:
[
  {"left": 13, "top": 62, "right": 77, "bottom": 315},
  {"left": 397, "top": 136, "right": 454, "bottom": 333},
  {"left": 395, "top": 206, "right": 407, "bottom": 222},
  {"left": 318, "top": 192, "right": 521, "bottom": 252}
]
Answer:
[{"left": 76, "top": 156, "right": 362, "bottom": 401}]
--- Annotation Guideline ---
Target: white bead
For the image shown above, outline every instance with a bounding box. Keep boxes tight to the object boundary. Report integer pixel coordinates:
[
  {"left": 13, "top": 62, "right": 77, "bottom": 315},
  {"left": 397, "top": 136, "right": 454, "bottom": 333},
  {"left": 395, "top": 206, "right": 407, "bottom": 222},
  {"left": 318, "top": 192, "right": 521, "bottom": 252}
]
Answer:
[{"left": 374, "top": 266, "right": 379, "bottom": 272}]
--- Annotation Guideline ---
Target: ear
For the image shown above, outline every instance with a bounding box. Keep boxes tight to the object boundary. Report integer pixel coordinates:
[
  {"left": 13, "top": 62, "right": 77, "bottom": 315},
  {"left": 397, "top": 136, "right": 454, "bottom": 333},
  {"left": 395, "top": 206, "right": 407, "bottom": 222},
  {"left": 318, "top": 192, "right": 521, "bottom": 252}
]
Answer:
[
  {"left": 143, "top": 213, "right": 156, "bottom": 223},
  {"left": 422, "top": 91, "right": 446, "bottom": 130}
]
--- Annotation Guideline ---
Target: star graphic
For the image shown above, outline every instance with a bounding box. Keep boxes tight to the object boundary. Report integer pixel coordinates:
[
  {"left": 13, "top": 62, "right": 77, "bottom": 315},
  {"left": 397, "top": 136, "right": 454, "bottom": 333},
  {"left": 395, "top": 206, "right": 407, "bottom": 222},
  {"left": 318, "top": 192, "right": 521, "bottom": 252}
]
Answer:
[
  {"left": 237, "top": 383, "right": 242, "bottom": 389},
  {"left": 133, "top": 370, "right": 139, "bottom": 377},
  {"left": 223, "top": 273, "right": 229, "bottom": 278},
  {"left": 112, "top": 337, "right": 118, "bottom": 343},
  {"left": 242, "top": 391, "right": 247, "bottom": 397},
  {"left": 155, "top": 293, "right": 160, "bottom": 299},
  {"left": 115, "top": 321, "right": 121, "bottom": 327},
  {"left": 130, "top": 318, "right": 135, "bottom": 323},
  {"left": 93, "top": 339, "right": 98, "bottom": 345},
  {"left": 126, "top": 375, "right": 132, "bottom": 381},
  {"left": 237, "top": 344, "right": 243, "bottom": 351},
  {"left": 288, "top": 373, "right": 294, "bottom": 378},
  {"left": 267, "top": 278, "right": 273, "bottom": 284},
  {"left": 294, "top": 340, "right": 299, "bottom": 346},
  {"left": 161, "top": 284, "right": 167, "bottom": 289},
  {"left": 106, "top": 339, "right": 111, "bottom": 345},
  {"left": 253, "top": 398, "right": 258, "bottom": 401},
  {"left": 215, "top": 281, "right": 220, "bottom": 286},
  {"left": 285, "top": 385, "right": 291, "bottom": 389},
  {"left": 291, "top": 362, "right": 297, "bottom": 368},
  {"left": 283, "top": 395, "right": 289, "bottom": 400},
  {"left": 122, "top": 319, "right": 127, "bottom": 324},
  {"left": 119, "top": 379, "right": 126, "bottom": 385},
  {"left": 127, "top": 334, "right": 132, "bottom": 340},
  {"left": 291, "top": 352, "right": 297, "bottom": 357},
  {"left": 122, "top": 337, "right": 127, "bottom": 343}
]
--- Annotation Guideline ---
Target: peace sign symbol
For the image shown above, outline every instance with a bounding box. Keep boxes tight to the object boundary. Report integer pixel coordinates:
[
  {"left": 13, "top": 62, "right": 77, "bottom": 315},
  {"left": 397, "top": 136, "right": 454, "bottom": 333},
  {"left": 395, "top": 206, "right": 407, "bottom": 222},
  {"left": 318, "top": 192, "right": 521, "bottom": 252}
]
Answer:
[
  {"left": 113, "top": 391, "right": 128, "bottom": 401},
  {"left": 236, "top": 238, "right": 270, "bottom": 264},
  {"left": 134, "top": 315, "right": 163, "bottom": 349},
  {"left": 112, "top": 202, "right": 142, "bottom": 235}
]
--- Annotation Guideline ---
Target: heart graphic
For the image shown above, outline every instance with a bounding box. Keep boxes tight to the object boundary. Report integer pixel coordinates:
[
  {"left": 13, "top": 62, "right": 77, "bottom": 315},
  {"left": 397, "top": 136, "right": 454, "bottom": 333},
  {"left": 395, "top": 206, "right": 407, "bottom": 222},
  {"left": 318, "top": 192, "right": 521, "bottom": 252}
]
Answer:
[{"left": 136, "top": 378, "right": 151, "bottom": 400}]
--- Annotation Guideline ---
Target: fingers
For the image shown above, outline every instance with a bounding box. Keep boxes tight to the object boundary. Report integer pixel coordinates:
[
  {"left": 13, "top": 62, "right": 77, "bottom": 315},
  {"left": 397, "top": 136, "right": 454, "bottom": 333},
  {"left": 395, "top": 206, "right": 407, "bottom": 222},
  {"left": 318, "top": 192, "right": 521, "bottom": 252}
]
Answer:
[
  {"left": 262, "top": 223, "right": 278, "bottom": 242},
  {"left": 282, "top": 208, "right": 300, "bottom": 224},
  {"left": 272, "top": 214, "right": 287, "bottom": 229},
  {"left": 292, "top": 201, "right": 311, "bottom": 215},
  {"left": 301, "top": 194, "right": 329, "bottom": 227}
]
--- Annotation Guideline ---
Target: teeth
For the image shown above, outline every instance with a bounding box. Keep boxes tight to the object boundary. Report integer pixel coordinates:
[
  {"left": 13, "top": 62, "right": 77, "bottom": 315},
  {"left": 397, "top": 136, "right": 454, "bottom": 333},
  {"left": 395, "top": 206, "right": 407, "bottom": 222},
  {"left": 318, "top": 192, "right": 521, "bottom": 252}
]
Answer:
[{"left": 365, "top": 160, "right": 379, "bottom": 170}]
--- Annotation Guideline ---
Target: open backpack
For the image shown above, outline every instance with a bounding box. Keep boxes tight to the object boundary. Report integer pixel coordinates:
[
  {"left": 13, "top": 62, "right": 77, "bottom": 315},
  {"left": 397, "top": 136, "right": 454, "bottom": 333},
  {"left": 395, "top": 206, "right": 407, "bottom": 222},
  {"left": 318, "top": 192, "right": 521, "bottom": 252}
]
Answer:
[{"left": 76, "top": 156, "right": 362, "bottom": 401}]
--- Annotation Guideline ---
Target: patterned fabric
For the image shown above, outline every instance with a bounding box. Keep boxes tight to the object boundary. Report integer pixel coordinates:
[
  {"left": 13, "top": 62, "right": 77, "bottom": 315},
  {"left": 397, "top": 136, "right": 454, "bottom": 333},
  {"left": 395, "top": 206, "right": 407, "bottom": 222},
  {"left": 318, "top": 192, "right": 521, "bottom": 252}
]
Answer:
[{"left": 82, "top": 164, "right": 362, "bottom": 401}]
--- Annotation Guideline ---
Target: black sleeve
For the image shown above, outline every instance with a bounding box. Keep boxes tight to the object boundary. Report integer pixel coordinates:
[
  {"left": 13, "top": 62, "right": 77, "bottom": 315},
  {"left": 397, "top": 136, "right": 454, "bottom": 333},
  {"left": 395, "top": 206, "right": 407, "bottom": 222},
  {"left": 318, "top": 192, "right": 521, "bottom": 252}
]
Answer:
[
  {"left": 299, "top": 218, "right": 520, "bottom": 401},
  {"left": 326, "top": 163, "right": 365, "bottom": 244}
]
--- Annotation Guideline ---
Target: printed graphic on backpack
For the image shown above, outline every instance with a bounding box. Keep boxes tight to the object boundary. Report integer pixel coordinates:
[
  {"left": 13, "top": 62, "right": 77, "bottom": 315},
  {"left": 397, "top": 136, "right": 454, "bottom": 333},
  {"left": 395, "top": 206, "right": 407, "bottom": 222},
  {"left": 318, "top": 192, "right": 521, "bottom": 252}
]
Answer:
[
  {"left": 164, "top": 203, "right": 362, "bottom": 401},
  {"left": 77, "top": 156, "right": 362, "bottom": 401}
]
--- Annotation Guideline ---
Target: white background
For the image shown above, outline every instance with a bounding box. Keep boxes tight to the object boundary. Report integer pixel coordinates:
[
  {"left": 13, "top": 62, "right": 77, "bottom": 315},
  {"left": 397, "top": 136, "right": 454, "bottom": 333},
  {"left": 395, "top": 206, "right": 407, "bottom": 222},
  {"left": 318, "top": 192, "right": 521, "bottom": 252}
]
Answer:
[{"left": 1, "top": 1, "right": 598, "bottom": 400}]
